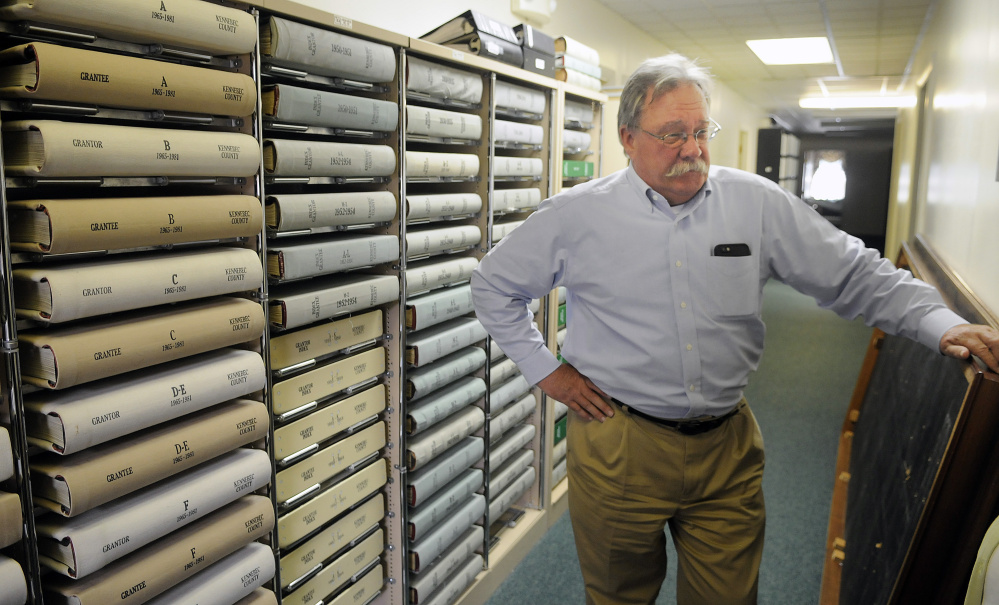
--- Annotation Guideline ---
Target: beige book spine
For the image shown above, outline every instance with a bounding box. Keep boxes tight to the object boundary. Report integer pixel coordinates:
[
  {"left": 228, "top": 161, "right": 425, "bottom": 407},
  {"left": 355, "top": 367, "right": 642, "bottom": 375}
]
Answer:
[
  {"left": 264, "top": 16, "right": 395, "bottom": 82},
  {"left": 43, "top": 496, "right": 274, "bottom": 603},
  {"left": 404, "top": 151, "right": 480, "bottom": 179},
  {"left": 6, "top": 195, "right": 262, "bottom": 254},
  {"left": 279, "top": 494, "right": 385, "bottom": 588},
  {"left": 273, "top": 385, "right": 386, "bottom": 460},
  {"left": 0, "top": 492, "right": 22, "bottom": 549},
  {"left": 139, "top": 540, "right": 273, "bottom": 604},
  {"left": 0, "top": 42, "right": 256, "bottom": 116},
  {"left": 234, "top": 589, "right": 278, "bottom": 605},
  {"left": 277, "top": 460, "right": 387, "bottom": 549},
  {"left": 406, "top": 406, "right": 485, "bottom": 472},
  {"left": 328, "top": 563, "right": 383, "bottom": 605},
  {"left": 1, "top": 120, "right": 260, "bottom": 177},
  {"left": 0, "top": 555, "right": 27, "bottom": 605},
  {"left": 31, "top": 399, "right": 268, "bottom": 517},
  {"left": 276, "top": 421, "right": 386, "bottom": 503},
  {"left": 271, "top": 347, "right": 385, "bottom": 416},
  {"left": 0, "top": 0, "right": 257, "bottom": 55},
  {"left": 14, "top": 247, "right": 263, "bottom": 323},
  {"left": 270, "top": 274, "right": 399, "bottom": 331},
  {"left": 263, "top": 139, "right": 395, "bottom": 178},
  {"left": 283, "top": 529, "right": 383, "bottom": 605},
  {"left": 19, "top": 297, "right": 264, "bottom": 389},
  {"left": 269, "top": 309, "right": 383, "bottom": 370},
  {"left": 0, "top": 427, "right": 11, "bottom": 481},
  {"left": 405, "top": 257, "right": 478, "bottom": 296}
]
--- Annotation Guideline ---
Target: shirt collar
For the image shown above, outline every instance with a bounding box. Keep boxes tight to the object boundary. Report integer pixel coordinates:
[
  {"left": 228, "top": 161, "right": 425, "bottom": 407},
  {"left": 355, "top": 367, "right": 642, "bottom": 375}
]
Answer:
[{"left": 625, "top": 163, "right": 712, "bottom": 218}]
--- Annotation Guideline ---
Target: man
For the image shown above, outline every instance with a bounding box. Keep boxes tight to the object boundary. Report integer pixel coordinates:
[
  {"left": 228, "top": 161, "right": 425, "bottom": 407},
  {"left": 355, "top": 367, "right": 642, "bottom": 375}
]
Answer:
[{"left": 469, "top": 54, "right": 999, "bottom": 605}]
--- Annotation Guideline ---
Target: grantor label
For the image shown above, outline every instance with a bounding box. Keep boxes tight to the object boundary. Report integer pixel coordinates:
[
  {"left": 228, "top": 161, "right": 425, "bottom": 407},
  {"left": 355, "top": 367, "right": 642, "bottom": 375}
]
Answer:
[
  {"left": 92, "top": 410, "right": 121, "bottom": 425},
  {"left": 82, "top": 286, "right": 112, "bottom": 297},
  {"left": 103, "top": 535, "right": 130, "bottom": 554},
  {"left": 73, "top": 139, "right": 104, "bottom": 148}
]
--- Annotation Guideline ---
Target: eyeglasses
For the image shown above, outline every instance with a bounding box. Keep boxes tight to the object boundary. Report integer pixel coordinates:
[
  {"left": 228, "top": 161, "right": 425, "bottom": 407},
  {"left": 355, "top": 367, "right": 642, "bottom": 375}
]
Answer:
[{"left": 641, "top": 118, "right": 721, "bottom": 148}]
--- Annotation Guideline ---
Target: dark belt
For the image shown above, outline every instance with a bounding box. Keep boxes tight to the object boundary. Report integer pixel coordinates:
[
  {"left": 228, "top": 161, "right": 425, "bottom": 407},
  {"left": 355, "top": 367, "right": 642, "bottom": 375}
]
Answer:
[{"left": 612, "top": 398, "right": 740, "bottom": 435}]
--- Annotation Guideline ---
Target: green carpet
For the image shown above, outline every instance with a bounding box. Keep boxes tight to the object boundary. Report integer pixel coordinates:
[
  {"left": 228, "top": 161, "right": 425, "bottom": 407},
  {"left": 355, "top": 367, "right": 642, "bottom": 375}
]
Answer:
[{"left": 483, "top": 280, "right": 874, "bottom": 604}]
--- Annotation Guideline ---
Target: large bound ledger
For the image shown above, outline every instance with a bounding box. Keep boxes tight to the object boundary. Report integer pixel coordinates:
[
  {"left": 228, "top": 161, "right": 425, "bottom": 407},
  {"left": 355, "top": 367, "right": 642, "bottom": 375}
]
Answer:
[
  {"left": 408, "top": 494, "right": 485, "bottom": 568},
  {"left": 407, "top": 468, "right": 483, "bottom": 541},
  {"left": 0, "top": 0, "right": 257, "bottom": 55},
  {"left": 0, "top": 492, "right": 22, "bottom": 549},
  {"left": 282, "top": 529, "right": 383, "bottom": 605},
  {"left": 490, "top": 449, "right": 535, "bottom": 497},
  {"left": 25, "top": 348, "right": 265, "bottom": 454},
  {"left": 6, "top": 195, "right": 262, "bottom": 255},
  {"left": 31, "top": 400, "right": 267, "bottom": 516},
  {"left": 407, "top": 437, "right": 484, "bottom": 507},
  {"left": 2, "top": 120, "right": 260, "bottom": 178},
  {"left": 407, "top": 377, "right": 486, "bottom": 436},
  {"left": 405, "top": 151, "right": 480, "bottom": 179},
  {"left": 261, "top": 16, "right": 396, "bottom": 83},
  {"left": 327, "top": 564, "right": 382, "bottom": 605},
  {"left": 495, "top": 80, "right": 547, "bottom": 115},
  {"left": 276, "top": 421, "right": 386, "bottom": 503},
  {"left": 419, "top": 553, "right": 482, "bottom": 605},
  {"left": 489, "top": 394, "right": 536, "bottom": 444},
  {"left": 493, "top": 187, "right": 541, "bottom": 211},
  {"left": 444, "top": 31, "right": 523, "bottom": 67},
  {"left": 494, "top": 120, "right": 544, "bottom": 145},
  {"left": 0, "top": 42, "right": 256, "bottom": 116},
  {"left": 277, "top": 459, "right": 387, "bottom": 549},
  {"left": 0, "top": 555, "right": 26, "bottom": 605},
  {"left": 421, "top": 10, "right": 520, "bottom": 47},
  {"left": 263, "top": 84, "right": 399, "bottom": 131},
  {"left": 407, "top": 57, "right": 483, "bottom": 104},
  {"left": 268, "top": 309, "right": 383, "bottom": 370},
  {"left": 279, "top": 494, "right": 384, "bottom": 588},
  {"left": 265, "top": 191, "right": 397, "bottom": 232},
  {"left": 14, "top": 247, "right": 263, "bottom": 323},
  {"left": 267, "top": 234, "right": 399, "bottom": 281},
  {"left": 269, "top": 274, "right": 398, "bottom": 331},
  {"left": 263, "top": 139, "right": 395, "bottom": 178},
  {"left": 271, "top": 347, "right": 385, "bottom": 415},
  {"left": 407, "top": 406, "right": 485, "bottom": 471},
  {"left": 555, "top": 36, "right": 601, "bottom": 66},
  {"left": 405, "top": 106, "right": 482, "bottom": 140},
  {"left": 489, "top": 424, "right": 536, "bottom": 469},
  {"left": 142, "top": 541, "right": 274, "bottom": 605},
  {"left": 406, "top": 193, "right": 483, "bottom": 222},
  {"left": 409, "top": 527, "right": 482, "bottom": 602},
  {"left": 489, "top": 466, "right": 536, "bottom": 522},
  {"left": 35, "top": 448, "right": 272, "bottom": 578},
  {"left": 234, "top": 589, "right": 277, "bottom": 605},
  {"left": 273, "top": 385, "right": 385, "bottom": 461},
  {"left": 405, "top": 225, "right": 481, "bottom": 260},
  {"left": 405, "top": 285, "right": 475, "bottom": 331},
  {"left": 406, "top": 346, "right": 486, "bottom": 401},
  {"left": 43, "top": 496, "right": 273, "bottom": 604},
  {"left": 19, "top": 296, "right": 265, "bottom": 389},
  {"left": 405, "top": 317, "right": 487, "bottom": 366}
]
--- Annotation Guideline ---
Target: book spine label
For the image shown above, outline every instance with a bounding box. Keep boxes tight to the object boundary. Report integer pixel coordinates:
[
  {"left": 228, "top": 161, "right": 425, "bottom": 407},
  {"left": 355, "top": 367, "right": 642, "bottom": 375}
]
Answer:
[
  {"left": 271, "top": 347, "right": 385, "bottom": 415},
  {"left": 405, "top": 192, "right": 483, "bottom": 221},
  {"left": 37, "top": 448, "right": 272, "bottom": 578},
  {"left": 3, "top": 120, "right": 260, "bottom": 178},
  {"left": 405, "top": 226, "right": 481, "bottom": 260},
  {"left": 279, "top": 494, "right": 385, "bottom": 588},
  {"left": 406, "top": 406, "right": 485, "bottom": 471},
  {"left": 0, "top": 42, "right": 256, "bottom": 116},
  {"left": 21, "top": 297, "right": 265, "bottom": 389},
  {"left": 405, "top": 285, "right": 474, "bottom": 331},
  {"left": 0, "top": 0, "right": 257, "bottom": 55},
  {"left": 276, "top": 421, "right": 386, "bottom": 503},
  {"left": 31, "top": 400, "right": 269, "bottom": 517},
  {"left": 407, "top": 377, "right": 486, "bottom": 436},
  {"left": 265, "top": 139, "right": 395, "bottom": 177},
  {"left": 405, "top": 257, "right": 478, "bottom": 296},
  {"left": 16, "top": 247, "right": 263, "bottom": 323},
  {"left": 267, "top": 191, "right": 397, "bottom": 232},
  {"left": 404, "top": 106, "right": 483, "bottom": 139},
  {"left": 266, "top": 16, "right": 396, "bottom": 83},
  {"left": 266, "top": 84, "right": 398, "bottom": 131},
  {"left": 26, "top": 349, "right": 265, "bottom": 455},
  {"left": 270, "top": 235, "right": 399, "bottom": 281},
  {"left": 406, "top": 57, "right": 483, "bottom": 104},
  {"left": 404, "top": 151, "right": 480, "bottom": 178},
  {"left": 273, "top": 385, "right": 386, "bottom": 460},
  {"left": 407, "top": 437, "right": 483, "bottom": 507},
  {"left": 8, "top": 195, "right": 262, "bottom": 255},
  {"left": 277, "top": 460, "right": 387, "bottom": 549},
  {"left": 269, "top": 309, "right": 383, "bottom": 370},
  {"left": 272, "top": 275, "right": 399, "bottom": 331}
]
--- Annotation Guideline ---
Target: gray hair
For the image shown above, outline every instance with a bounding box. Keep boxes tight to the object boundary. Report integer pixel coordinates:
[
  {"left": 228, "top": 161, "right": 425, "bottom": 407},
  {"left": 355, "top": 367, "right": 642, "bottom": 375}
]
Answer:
[{"left": 617, "top": 54, "right": 713, "bottom": 136}]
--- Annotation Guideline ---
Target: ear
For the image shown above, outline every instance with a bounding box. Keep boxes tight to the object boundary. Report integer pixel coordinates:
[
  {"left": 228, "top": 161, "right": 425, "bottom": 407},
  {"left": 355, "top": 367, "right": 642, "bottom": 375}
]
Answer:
[{"left": 619, "top": 125, "right": 637, "bottom": 159}]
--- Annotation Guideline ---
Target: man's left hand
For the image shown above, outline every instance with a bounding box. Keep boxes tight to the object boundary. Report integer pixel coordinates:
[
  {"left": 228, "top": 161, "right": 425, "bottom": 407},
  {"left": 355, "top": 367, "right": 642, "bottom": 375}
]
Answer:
[{"left": 940, "top": 323, "right": 999, "bottom": 373}]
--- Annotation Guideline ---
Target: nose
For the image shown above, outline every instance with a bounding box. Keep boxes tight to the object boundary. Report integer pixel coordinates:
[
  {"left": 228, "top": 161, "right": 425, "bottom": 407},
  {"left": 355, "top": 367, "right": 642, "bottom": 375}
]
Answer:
[{"left": 678, "top": 134, "right": 702, "bottom": 158}]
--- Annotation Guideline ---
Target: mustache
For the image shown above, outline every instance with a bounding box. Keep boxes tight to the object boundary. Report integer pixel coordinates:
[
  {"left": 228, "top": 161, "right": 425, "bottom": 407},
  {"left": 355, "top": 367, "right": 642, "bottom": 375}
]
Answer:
[{"left": 665, "top": 159, "right": 709, "bottom": 178}]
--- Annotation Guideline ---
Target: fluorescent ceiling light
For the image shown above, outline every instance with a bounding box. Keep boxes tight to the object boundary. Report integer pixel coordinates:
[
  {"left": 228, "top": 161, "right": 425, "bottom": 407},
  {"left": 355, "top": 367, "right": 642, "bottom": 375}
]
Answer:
[
  {"left": 799, "top": 96, "right": 917, "bottom": 109},
  {"left": 746, "top": 37, "right": 833, "bottom": 65}
]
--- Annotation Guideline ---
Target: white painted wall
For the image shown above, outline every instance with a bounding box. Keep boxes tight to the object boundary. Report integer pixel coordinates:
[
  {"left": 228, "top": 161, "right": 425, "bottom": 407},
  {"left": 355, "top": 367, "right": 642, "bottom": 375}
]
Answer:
[
  {"left": 289, "top": 0, "right": 765, "bottom": 171},
  {"left": 889, "top": 0, "right": 999, "bottom": 317}
]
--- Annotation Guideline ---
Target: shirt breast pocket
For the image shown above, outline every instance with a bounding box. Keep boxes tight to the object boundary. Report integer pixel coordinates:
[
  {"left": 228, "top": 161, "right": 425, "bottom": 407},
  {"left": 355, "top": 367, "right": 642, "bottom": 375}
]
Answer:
[{"left": 705, "top": 255, "right": 760, "bottom": 317}]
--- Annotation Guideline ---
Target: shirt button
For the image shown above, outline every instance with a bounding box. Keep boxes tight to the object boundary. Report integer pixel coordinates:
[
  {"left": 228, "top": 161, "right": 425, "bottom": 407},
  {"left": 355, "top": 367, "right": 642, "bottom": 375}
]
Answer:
[
  {"left": 689, "top": 384, "right": 696, "bottom": 392},
  {"left": 686, "top": 344, "right": 693, "bottom": 351},
  {"left": 675, "top": 260, "right": 682, "bottom": 268},
  {"left": 680, "top": 302, "right": 688, "bottom": 309}
]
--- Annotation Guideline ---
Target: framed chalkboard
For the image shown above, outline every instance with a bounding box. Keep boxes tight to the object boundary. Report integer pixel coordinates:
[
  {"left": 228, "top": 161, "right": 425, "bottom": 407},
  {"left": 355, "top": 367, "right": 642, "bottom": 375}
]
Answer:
[{"left": 821, "top": 238, "right": 999, "bottom": 604}]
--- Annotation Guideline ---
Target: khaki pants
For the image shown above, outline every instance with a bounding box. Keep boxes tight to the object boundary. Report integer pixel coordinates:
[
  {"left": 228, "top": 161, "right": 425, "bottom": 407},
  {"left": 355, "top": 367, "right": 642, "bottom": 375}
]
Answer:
[{"left": 567, "top": 399, "right": 766, "bottom": 605}]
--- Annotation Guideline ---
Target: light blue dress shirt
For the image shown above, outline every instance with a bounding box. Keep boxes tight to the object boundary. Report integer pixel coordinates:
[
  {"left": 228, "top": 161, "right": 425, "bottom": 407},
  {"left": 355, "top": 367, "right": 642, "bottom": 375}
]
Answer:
[{"left": 470, "top": 164, "right": 966, "bottom": 419}]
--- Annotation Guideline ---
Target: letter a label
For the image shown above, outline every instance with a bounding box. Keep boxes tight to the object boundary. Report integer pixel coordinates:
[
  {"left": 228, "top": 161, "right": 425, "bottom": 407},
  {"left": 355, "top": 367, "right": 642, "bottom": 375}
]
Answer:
[
  {"left": 161, "top": 2, "right": 168, "bottom": 11},
  {"left": 161, "top": 77, "right": 169, "bottom": 88}
]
